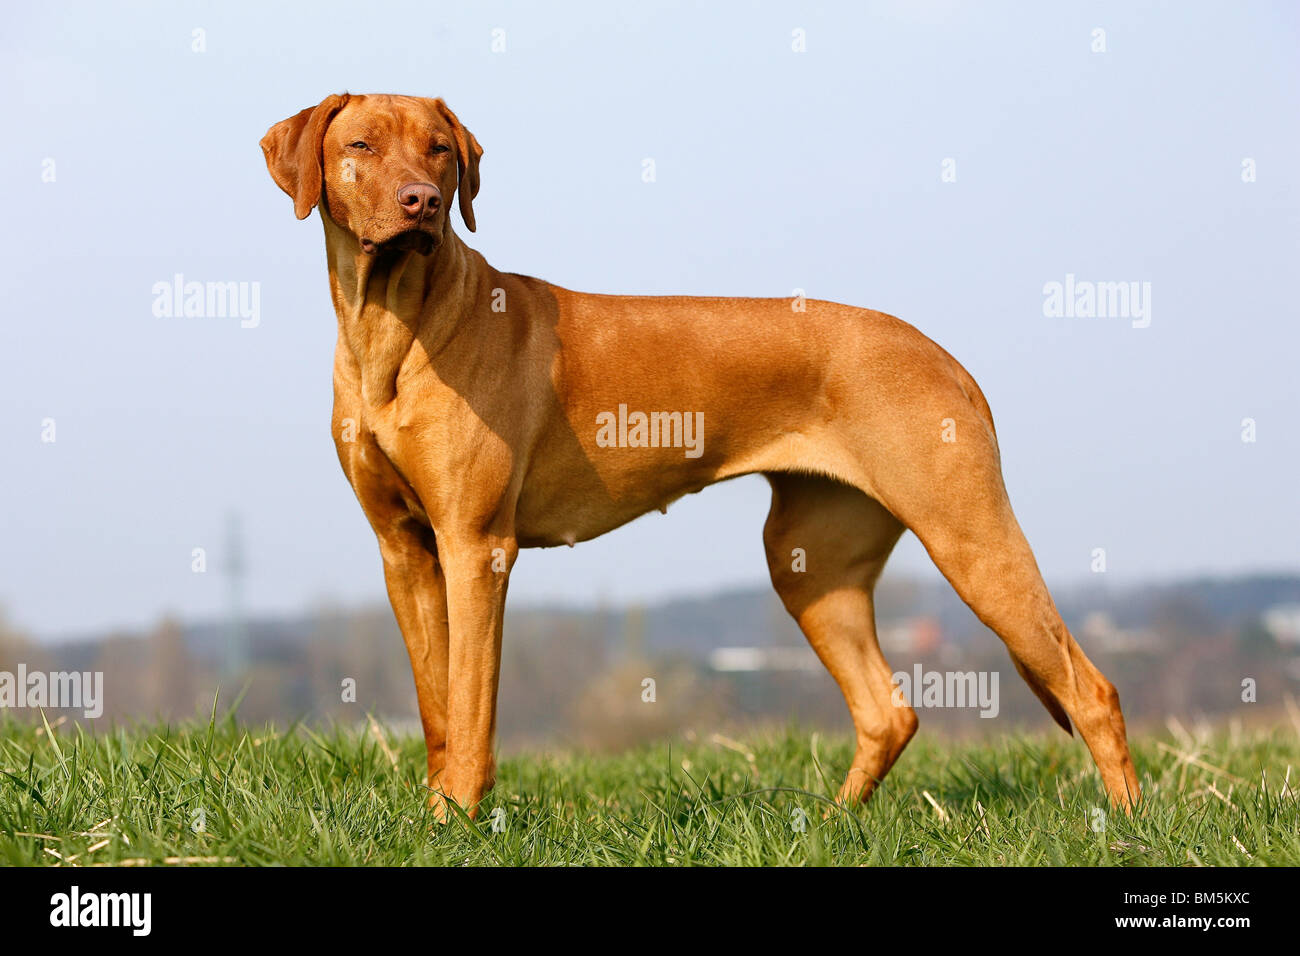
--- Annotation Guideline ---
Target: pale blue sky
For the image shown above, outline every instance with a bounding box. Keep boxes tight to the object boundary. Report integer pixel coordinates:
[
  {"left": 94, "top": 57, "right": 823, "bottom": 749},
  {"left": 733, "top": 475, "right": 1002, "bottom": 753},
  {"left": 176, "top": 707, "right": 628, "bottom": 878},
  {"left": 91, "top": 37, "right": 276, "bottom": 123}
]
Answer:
[{"left": 2, "top": 1, "right": 1297, "bottom": 638}]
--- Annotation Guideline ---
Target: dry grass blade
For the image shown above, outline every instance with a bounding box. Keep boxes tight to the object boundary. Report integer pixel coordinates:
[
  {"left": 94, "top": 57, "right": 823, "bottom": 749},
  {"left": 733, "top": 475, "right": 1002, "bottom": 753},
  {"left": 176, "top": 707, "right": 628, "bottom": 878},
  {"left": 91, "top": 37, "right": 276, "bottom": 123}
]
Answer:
[
  {"left": 710, "top": 732, "right": 760, "bottom": 783},
  {"left": 367, "top": 714, "right": 400, "bottom": 772},
  {"left": 1156, "top": 741, "right": 1246, "bottom": 785},
  {"left": 921, "top": 790, "right": 949, "bottom": 823}
]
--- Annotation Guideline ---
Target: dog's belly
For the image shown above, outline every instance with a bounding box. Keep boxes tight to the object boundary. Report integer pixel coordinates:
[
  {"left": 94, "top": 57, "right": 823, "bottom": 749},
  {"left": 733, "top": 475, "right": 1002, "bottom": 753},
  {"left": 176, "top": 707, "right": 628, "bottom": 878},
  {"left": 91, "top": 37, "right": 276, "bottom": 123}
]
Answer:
[
  {"left": 513, "top": 454, "right": 720, "bottom": 549},
  {"left": 510, "top": 416, "right": 858, "bottom": 549}
]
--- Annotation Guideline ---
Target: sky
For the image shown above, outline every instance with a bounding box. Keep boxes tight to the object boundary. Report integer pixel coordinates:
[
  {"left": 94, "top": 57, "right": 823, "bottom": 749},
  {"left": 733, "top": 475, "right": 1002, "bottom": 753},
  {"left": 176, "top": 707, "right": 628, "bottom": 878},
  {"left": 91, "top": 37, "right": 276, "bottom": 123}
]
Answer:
[{"left": 1, "top": 1, "right": 1297, "bottom": 640}]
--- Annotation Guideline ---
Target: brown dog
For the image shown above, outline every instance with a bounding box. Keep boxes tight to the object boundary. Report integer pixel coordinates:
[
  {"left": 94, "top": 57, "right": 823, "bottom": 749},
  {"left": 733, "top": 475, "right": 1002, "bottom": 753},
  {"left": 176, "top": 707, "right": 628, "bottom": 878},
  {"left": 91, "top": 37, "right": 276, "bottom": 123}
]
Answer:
[{"left": 261, "top": 93, "right": 1141, "bottom": 818}]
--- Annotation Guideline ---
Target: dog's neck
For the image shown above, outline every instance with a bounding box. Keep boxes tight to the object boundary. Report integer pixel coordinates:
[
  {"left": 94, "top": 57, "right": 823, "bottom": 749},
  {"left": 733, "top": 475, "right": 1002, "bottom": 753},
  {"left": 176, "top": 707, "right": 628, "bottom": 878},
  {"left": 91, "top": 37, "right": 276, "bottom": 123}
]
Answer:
[{"left": 321, "top": 212, "right": 476, "bottom": 407}]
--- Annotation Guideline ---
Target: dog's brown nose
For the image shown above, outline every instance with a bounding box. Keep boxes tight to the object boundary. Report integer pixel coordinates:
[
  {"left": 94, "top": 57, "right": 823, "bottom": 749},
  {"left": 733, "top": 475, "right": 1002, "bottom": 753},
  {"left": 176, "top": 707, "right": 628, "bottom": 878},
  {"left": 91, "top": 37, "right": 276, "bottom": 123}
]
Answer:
[{"left": 397, "top": 182, "right": 440, "bottom": 217}]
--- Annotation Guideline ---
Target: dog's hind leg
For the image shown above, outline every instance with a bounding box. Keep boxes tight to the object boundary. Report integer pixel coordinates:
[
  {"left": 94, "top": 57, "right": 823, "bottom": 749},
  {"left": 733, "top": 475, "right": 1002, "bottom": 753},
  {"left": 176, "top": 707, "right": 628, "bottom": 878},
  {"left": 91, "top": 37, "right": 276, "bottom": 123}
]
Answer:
[
  {"left": 870, "top": 393, "right": 1142, "bottom": 810},
  {"left": 929, "top": 512, "right": 1140, "bottom": 808},
  {"left": 763, "top": 472, "right": 913, "bottom": 804}
]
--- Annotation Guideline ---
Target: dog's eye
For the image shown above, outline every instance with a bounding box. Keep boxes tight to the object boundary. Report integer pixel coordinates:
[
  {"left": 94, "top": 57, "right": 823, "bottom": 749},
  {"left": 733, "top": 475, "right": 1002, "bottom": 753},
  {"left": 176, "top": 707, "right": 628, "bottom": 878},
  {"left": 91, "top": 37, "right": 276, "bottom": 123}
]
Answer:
[
  {"left": 431, "top": 144, "right": 450, "bottom": 155},
  {"left": 348, "top": 141, "right": 370, "bottom": 150}
]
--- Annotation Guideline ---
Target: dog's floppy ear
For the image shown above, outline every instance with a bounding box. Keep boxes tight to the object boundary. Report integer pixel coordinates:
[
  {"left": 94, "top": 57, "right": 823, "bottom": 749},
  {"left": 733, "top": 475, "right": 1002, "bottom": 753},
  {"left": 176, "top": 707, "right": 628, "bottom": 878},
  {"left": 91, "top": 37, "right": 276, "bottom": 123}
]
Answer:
[
  {"left": 260, "top": 94, "right": 350, "bottom": 220},
  {"left": 433, "top": 99, "right": 483, "bottom": 232}
]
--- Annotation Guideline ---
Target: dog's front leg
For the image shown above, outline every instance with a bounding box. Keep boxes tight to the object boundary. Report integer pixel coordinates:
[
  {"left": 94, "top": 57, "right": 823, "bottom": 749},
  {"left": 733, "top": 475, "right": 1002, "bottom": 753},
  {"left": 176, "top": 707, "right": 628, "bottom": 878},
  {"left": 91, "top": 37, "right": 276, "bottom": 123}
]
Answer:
[
  {"left": 375, "top": 530, "right": 450, "bottom": 790},
  {"left": 433, "top": 530, "right": 517, "bottom": 821}
]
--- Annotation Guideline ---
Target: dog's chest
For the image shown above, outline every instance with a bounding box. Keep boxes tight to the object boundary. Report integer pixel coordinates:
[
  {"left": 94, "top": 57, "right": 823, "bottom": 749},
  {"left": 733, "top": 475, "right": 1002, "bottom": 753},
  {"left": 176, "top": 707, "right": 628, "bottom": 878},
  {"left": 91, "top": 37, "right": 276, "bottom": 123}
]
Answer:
[
  {"left": 336, "top": 373, "right": 509, "bottom": 530},
  {"left": 335, "top": 413, "right": 430, "bottom": 531}
]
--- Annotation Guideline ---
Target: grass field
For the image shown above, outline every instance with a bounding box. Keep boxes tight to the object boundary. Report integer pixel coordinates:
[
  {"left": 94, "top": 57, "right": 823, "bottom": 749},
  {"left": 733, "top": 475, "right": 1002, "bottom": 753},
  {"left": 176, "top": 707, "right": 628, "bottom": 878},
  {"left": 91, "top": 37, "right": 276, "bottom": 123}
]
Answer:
[{"left": 1, "top": 715, "right": 1297, "bottom": 866}]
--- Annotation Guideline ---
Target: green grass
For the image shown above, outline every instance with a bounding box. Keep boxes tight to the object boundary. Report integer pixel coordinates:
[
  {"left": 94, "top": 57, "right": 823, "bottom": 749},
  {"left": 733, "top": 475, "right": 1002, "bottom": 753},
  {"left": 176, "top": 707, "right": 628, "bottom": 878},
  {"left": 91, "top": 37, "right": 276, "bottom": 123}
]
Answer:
[{"left": 1, "top": 715, "right": 1297, "bottom": 866}]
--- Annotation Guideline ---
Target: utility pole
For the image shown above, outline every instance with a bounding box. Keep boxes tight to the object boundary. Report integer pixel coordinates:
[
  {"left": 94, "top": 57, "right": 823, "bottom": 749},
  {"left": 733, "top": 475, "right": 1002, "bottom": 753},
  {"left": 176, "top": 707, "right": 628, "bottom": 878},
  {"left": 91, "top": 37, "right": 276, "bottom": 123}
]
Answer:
[{"left": 223, "top": 512, "right": 248, "bottom": 680}]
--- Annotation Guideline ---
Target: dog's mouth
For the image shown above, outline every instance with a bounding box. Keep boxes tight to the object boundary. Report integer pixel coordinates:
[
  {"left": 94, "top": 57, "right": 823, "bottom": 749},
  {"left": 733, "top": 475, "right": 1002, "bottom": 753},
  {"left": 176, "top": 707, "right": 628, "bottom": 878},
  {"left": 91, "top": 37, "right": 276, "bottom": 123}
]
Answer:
[{"left": 360, "top": 227, "right": 437, "bottom": 257}]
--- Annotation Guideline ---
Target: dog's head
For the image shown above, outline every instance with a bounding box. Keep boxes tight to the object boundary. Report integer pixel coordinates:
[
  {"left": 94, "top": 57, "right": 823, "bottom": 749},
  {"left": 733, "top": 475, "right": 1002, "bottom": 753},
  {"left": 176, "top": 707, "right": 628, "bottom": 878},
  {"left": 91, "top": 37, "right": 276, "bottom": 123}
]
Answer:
[{"left": 260, "top": 93, "right": 482, "bottom": 255}]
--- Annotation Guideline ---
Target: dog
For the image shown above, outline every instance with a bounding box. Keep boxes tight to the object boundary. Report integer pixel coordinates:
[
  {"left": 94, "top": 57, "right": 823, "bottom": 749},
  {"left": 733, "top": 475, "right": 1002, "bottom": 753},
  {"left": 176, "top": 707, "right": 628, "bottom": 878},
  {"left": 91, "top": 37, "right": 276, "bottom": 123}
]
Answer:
[{"left": 261, "top": 93, "right": 1141, "bottom": 819}]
